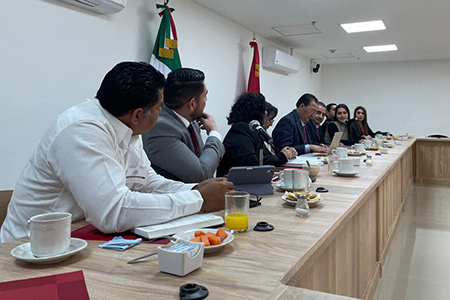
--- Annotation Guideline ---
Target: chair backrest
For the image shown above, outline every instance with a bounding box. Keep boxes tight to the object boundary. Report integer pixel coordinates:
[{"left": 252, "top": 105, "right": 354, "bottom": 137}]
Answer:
[
  {"left": 428, "top": 134, "right": 449, "bottom": 138},
  {"left": 0, "top": 190, "right": 13, "bottom": 227}
]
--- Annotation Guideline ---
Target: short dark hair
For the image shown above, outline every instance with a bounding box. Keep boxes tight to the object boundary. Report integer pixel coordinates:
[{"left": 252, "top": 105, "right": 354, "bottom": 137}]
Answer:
[
  {"left": 227, "top": 92, "right": 266, "bottom": 125},
  {"left": 96, "top": 62, "right": 165, "bottom": 117},
  {"left": 334, "top": 104, "right": 350, "bottom": 121},
  {"left": 326, "top": 103, "right": 337, "bottom": 112},
  {"left": 296, "top": 93, "right": 318, "bottom": 108},
  {"left": 266, "top": 102, "right": 278, "bottom": 119},
  {"left": 164, "top": 68, "right": 205, "bottom": 110},
  {"left": 317, "top": 101, "right": 326, "bottom": 108}
]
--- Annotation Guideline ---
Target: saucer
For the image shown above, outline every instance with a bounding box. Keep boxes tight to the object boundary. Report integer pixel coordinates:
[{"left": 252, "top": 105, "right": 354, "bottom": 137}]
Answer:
[
  {"left": 348, "top": 151, "right": 365, "bottom": 156},
  {"left": 281, "top": 193, "right": 321, "bottom": 206},
  {"left": 10, "top": 238, "right": 88, "bottom": 264},
  {"left": 274, "top": 181, "right": 309, "bottom": 192},
  {"left": 333, "top": 170, "right": 359, "bottom": 177}
]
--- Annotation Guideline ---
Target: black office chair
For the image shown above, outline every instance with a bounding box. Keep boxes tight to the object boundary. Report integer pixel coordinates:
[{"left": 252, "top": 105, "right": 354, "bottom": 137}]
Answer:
[{"left": 427, "top": 134, "right": 449, "bottom": 138}]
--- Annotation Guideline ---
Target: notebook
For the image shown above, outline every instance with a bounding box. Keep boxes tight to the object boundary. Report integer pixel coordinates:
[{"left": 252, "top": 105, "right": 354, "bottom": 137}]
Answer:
[
  {"left": 132, "top": 213, "right": 224, "bottom": 239},
  {"left": 227, "top": 165, "right": 275, "bottom": 195}
]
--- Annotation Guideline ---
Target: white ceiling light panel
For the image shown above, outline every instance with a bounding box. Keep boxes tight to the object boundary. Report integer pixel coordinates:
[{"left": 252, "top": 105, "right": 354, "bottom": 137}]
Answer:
[
  {"left": 363, "top": 44, "right": 398, "bottom": 53},
  {"left": 340, "top": 20, "right": 387, "bottom": 33}
]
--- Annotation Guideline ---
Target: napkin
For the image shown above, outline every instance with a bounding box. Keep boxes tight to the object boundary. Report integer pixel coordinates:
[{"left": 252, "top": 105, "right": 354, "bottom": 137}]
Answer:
[
  {"left": 98, "top": 236, "right": 142, "bottom": 251},
  {"left": 0, "top": 270, "right": 89, "bottom": 300}
]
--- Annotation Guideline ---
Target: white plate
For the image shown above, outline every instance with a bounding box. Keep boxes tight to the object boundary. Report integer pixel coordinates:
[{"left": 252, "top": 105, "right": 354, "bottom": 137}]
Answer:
[
  {"left": 173, "top": 228, "right": 234, "bottom": 253},
  {"left": 333, "top": 170, "right": 359, "bottom": 177},
  {"left": 348, "top": 151, "right": 365, "bottom": 156},
  {"left": 10, "top": 238, "right": 88, "bottom": 264},
  {"left": 281, "top": 193, "right": 321, "bottom": 206},
  {"left": 274, "top": 181, "right": 310, "bottom": 192}
]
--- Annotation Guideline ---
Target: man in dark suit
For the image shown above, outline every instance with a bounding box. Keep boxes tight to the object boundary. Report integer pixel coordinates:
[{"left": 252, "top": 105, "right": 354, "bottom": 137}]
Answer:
[
  {"left": 307, "top": 101, "right": 327, "bottom": 145},
  {"left": 323, "top": 102, "right": 336, "bottom": 129},
  {"left": 143, "top": 68, "right": 224, "bottom": 183},
  {"left": 273, "top": 93, "right": 328, "bottom": 155}
]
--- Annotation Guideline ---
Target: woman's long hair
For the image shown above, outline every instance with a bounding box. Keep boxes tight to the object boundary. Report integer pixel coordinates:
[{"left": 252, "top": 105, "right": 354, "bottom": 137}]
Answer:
[
  {"left": 354, "top": 106, "right": 369, "bottom": 135},
  {"left": 333, "top": 104, "right": 350, "bottom": 123}
]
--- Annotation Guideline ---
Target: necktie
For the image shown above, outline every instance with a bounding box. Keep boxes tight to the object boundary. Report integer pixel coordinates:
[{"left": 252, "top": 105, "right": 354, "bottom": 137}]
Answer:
[
  {"left": 316, "top": 127, "right": 320, "bottom": 140},
  {"left": 302, "top": 126, "right": 309, "bottom": 144},
  {"left": 188, "top": 124, "right": 200, "bottom": 157}
]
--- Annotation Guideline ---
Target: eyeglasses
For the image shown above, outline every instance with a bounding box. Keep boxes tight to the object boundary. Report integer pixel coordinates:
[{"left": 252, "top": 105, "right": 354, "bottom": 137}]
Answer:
[{"left": 305, "top": 105, "right": 317, "bottom": 114}]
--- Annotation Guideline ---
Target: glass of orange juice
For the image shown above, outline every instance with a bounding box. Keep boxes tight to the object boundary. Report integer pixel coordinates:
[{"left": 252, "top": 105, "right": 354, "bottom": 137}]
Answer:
[{"left": 224, "top": 191, "right": 249, "bottom": 232}]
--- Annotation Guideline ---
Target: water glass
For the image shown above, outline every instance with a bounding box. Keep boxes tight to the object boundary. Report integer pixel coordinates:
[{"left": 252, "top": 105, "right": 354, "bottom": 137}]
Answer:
[{"left": 225, "top": 191, "right": 249, "bottom": 232}]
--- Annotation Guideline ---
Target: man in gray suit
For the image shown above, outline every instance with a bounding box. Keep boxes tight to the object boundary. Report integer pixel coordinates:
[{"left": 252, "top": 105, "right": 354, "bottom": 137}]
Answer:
[{"left": 143, "top": 68, "right": 224, "bottom": 183}]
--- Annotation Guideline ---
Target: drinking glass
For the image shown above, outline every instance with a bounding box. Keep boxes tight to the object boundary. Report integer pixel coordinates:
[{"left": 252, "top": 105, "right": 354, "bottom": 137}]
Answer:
[
  {"left": 328, "top": 154, "right": 338, "bottom": 174},
  {"left": 225, "top": 191, "right": 249, "bottom": 232}
]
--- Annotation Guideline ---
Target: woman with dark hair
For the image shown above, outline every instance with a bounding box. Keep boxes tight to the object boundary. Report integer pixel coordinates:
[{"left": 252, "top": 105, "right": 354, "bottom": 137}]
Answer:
[
  {"left": 217, "top": 92, "right": 297, "bottom": 176},
  {"left": 354, "top": 106, "right": 375, "bottom": 139},
  {"left": 263, "top": 102, "right": 278, "bottom": 130},
  {"left": 325, "top": 104, "right": 361, "bottom": 145}
]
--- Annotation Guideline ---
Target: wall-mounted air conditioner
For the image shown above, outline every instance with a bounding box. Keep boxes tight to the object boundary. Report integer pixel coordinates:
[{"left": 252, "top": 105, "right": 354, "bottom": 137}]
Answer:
[
  {"left": 262, "top": 47, "right": 300, "bottom": 75},
  {"left": 59, "top": 0, "right": 127, "bottom": 14}
]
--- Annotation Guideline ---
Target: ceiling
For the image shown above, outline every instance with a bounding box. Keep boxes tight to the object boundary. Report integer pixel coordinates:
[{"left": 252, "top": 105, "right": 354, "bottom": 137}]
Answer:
[{"left": 192, "top": 0, "right": 450, "bottom": 64}]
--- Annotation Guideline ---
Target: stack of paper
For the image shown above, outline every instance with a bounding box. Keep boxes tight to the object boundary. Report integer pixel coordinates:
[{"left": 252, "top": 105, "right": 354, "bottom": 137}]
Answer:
[{"left": 283, "top": 154, "right": 324, "bottom": 167}]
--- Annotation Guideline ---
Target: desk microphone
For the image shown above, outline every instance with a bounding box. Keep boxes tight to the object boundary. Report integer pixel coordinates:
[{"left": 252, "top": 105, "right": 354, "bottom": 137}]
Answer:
[
  {"left": 345, "top": 117, "right": 359, "bottom": 124},
  {"left": 249, "top": 120, "right": 273, "bottom": 144}
]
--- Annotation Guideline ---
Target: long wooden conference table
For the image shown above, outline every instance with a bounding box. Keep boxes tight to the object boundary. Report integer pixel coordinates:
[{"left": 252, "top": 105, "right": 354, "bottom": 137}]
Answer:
[{"left": 1, "top": 138, "right": 449, "bottom": 299}]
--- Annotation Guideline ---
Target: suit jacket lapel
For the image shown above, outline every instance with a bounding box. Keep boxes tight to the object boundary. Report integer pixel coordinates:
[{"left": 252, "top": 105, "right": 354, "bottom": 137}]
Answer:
[
  {"left": 162, "top": 104, "right": 196, "bottom": 152},
  {"left": 292, "top": 110, "right": 306, "bottom": 144}
]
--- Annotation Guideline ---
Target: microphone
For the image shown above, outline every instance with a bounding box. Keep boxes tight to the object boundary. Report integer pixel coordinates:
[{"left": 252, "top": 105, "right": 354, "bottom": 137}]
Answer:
[
  {"left": 345, "top": 117, "right": 359, "bottom": 124},
  {"left": 249, "top": 120, "right": 273, "bottom": 144}
]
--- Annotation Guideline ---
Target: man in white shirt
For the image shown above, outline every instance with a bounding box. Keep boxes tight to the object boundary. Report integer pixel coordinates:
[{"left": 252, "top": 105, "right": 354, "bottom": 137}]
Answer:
[
  {"left": 142, "top": 68, "right": 224, "bottom": 183},
  {"left": 0, "top": 62, "right": 233, "bottom": 243}
]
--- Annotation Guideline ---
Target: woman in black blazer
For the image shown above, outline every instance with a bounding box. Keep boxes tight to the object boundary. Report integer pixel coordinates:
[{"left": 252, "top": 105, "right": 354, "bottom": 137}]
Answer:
[
  {"left": 354, "top": 106, "right": 375, "bottom": 138},
  {"left": 217, "top": 92, "right": 297, "bottom": 176},
  {"left": 324, "top": 104, "right": 362, "bottom": 145}
]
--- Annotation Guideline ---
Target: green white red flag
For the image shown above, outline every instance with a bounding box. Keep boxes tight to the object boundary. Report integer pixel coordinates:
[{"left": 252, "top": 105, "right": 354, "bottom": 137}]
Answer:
[
  {"left": 150, "top": 1, "right": 181, "bottom": 77},
  {"left": 247, "top": 40, "right": 260, "bottom": 93}
]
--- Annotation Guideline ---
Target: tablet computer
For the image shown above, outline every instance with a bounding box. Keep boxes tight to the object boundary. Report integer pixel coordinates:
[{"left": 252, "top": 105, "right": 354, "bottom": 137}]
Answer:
[{"left": 227, "top": 165, "right": 275, "bottom": 195}]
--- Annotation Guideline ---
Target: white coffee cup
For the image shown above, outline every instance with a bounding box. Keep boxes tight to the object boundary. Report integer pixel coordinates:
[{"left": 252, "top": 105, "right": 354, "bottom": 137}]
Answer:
[
  {"left": 354, "top": 143, "right": 365, "bottom": 153},
  {"left": 280, "top": 169, "right": 309, "bottom": 191},
  {"left": 332, "top": 147, "right": 348, "bottom": 159},
  {"left": 364, "top": 140, "right": 372, "bottom": 149},
  {"left": 333, "top": 158, "right": 354, "bottom": 173},
  {"left": 26, "top": 212, "right": 72, "bottom": 257},
  {"left": 380, "top": 147, "right": 389, "bottom": 154}
]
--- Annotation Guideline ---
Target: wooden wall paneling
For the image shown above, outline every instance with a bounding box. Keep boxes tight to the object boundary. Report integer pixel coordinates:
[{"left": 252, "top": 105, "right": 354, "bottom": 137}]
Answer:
[
  {"left": 357, "top": 193, "right": 377, "bottom": 298},
  {"left": 299, "top": 192, "right": 377, "bottom": 299},
  {"left": 415, "top": 141, "right": 450, "bottom": 185}
]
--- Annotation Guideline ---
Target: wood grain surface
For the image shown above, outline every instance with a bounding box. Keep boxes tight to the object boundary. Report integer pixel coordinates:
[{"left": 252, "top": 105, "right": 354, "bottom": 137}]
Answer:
[{"left": 0, "top": 138, "right": 442, "bottom": 300}]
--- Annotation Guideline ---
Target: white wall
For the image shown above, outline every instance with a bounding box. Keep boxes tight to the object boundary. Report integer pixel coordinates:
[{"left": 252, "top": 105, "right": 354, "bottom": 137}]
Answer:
[
  {"left": 322, "top": 59, "right": 450, "bottom": 137},
  {"left": 0, "top": 0, "right": 321, "bottom": 190}
]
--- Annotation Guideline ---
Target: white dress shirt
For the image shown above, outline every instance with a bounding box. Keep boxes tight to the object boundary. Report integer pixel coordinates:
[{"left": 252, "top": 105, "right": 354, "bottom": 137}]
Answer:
[{"left": 0, "top": 99, "right": 203, "bottom": 243}]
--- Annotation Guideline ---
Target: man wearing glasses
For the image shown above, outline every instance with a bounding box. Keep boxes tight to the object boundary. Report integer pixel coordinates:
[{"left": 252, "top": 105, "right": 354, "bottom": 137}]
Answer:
[
  {"left": 273, "top": 93, "right": 328, "bottom": 155},
  {"left": 307, "top": 101, "right": 328, "bottom": 145}
]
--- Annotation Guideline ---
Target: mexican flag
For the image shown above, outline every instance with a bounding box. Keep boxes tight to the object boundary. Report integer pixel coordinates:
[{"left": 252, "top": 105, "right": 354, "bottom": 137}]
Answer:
[
  {"left": 247, "top": 40, "right": 260, "bottom": 93},
  {"left": 150, "top": 1, "right": 181, "bottom": 77}
]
